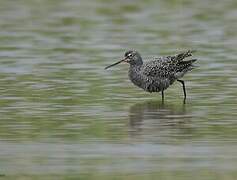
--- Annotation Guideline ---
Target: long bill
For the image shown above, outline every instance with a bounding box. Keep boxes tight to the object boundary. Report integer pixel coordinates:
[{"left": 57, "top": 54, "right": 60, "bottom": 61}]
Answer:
[{"left": 104, "top": 58, "right": 126, "bottom": 70}]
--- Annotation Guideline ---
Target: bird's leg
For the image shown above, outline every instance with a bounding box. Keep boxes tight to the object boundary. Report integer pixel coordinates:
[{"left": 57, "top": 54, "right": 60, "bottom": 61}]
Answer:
[
  {"left": 161, "top": 90, "right": 164, "bottom": 103},
  {"left": 177, "top": 79, "right": 186, "bottom": 102}
]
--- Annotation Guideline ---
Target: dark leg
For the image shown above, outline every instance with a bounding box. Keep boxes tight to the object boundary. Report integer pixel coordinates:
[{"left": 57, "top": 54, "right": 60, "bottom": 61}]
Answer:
[
  {"left": 177, "top": 79, "right": 186, "bottom": 102},
  {"left": 161, "top": 90, "right": 164, "bottom": 103}
]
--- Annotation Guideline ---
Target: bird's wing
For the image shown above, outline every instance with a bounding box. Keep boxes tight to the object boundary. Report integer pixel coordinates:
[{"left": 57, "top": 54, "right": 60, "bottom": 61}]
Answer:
[
  {"left": 141, "top": 56, "right": 174, "bottom": 77},
  {"left": 142, "top": 50, "right": 196, "bottom": 78}
]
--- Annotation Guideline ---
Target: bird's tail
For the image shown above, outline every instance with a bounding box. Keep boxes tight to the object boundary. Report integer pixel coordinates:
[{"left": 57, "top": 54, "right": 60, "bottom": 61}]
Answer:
[
  {"left": 178, "top": 58, "right": 197, "bottom": 65},
  {"left": 176, "top": 50, "right": 196, "bottom": 62},
  {"left": 173, "top": 51, "right": 197, "bottom": 79},
  {"left": 177, "top": 59, "right": 197, "bottom": 70},
  {"left": 174, "top": 59, "right": 197, "bottom": 79}
]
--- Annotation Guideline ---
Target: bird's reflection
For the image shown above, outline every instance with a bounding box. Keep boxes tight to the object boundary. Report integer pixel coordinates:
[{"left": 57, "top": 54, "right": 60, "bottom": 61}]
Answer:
[{"left": 129, "top": 100, "right": 193, "bottom": 138}]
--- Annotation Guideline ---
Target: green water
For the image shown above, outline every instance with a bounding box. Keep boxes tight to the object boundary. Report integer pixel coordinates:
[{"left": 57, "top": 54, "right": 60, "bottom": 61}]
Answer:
[{"left": 0, "top": 0, "right": 237, "bottom": 179}]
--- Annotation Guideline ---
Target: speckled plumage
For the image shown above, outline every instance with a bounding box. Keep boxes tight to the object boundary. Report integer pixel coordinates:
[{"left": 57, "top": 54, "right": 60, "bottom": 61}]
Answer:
[{"left": 105, "top": 50, "right": 197, "bottom": 101}]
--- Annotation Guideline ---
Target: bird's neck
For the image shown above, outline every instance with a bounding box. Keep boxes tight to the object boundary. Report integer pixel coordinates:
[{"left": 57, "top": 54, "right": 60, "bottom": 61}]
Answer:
[
  {"left": 129, "top": 56, "right": 143, "bottom": 74},
  {"left": 129, "top": 64, "right": 142, "bottom": 77},
  {"left": 129, "top": 63, "right": 142, "bottom": 71},
  {"left": 128, "top": 64, "right": 143, "bottom": 88}
]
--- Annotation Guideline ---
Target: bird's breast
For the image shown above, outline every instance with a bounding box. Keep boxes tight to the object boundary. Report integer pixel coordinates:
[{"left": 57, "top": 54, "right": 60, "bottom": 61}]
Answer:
[
  {"left": 128, "top": 66, "right": 172, "bottom": 93},
  {"left": 128, "top": 66, "right": 151, "bottom": 91},
  {"left": 128, "top": 67, "right": 143, "bottom": 88}
]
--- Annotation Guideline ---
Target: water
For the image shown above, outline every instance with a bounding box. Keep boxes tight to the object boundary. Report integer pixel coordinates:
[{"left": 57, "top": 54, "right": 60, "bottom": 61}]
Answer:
[{"left": 0, "top": 0, "right": 237, "bottom": 179}]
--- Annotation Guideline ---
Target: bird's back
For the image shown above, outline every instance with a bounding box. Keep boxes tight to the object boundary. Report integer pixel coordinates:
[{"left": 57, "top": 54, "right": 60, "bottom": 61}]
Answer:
[
  {"left": 142, "top": 50, "right": 196, "bottom": 77},
  {"left": 134, "top": 50, "right": 196, "bottom": 92}
]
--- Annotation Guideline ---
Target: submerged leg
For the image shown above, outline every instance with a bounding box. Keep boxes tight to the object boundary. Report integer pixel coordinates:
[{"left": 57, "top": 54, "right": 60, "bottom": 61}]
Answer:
[
  {"left": 161, "top": 90, "right": 164, "bottom": 103},
  {"left": 177, "top": 79, "right": 186, "bottom": 101}
]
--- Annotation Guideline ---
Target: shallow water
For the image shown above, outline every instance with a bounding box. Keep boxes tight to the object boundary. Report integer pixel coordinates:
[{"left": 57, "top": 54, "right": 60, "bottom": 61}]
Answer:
[{"left": 0, "top": 0, "right": 237, "bottom": 179}]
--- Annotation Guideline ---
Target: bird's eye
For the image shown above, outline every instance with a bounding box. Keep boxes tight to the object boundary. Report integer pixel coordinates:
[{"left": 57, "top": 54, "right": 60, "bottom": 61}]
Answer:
[{"left": 128, "top": 53, "right": 132, "bottom": 58}]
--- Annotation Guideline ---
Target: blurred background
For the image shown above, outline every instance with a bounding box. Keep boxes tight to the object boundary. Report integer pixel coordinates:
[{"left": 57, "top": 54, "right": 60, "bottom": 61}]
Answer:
[{"left": 0, "top": 0, "right": 237, "bottom": 179}]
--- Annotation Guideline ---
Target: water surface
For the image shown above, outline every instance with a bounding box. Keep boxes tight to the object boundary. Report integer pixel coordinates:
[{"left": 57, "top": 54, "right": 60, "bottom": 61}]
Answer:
[{"left": 0, "top": 0, "right": 237, "bottom": 179}]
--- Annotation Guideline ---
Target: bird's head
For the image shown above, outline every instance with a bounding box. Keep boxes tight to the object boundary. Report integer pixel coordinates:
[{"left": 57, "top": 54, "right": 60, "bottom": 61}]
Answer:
[
  {"left": 105, "top": 50, "right": 143, "bottom": 69},
  {"left": 124, "top": 50, "right": 143, "bottom": 65}
]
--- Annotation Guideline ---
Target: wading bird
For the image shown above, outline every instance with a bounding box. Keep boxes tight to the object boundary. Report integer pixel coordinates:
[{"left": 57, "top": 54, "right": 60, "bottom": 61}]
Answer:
[{"left": 105, "top": 50, "right": 196, "bottom": 103}]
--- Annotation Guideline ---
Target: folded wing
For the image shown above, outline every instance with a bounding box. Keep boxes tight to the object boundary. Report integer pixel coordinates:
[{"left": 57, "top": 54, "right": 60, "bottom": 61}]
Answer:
[{"left": 141, "top": 50, "right": 196, "bottom": 79}]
